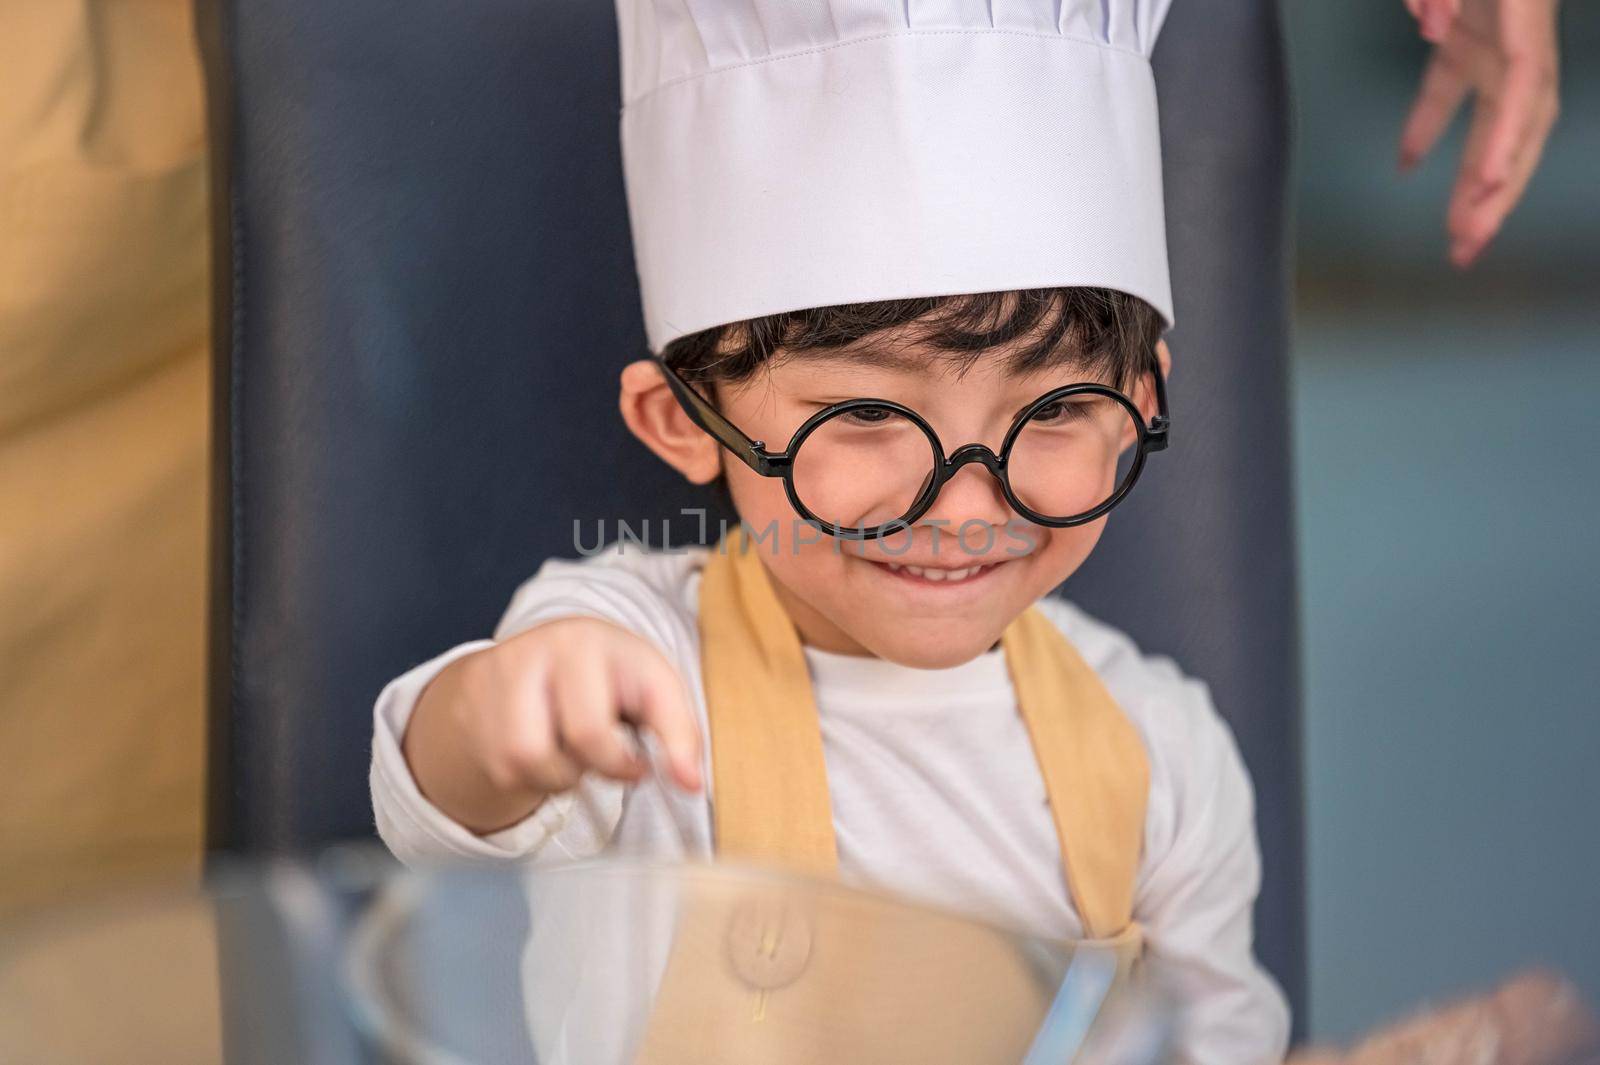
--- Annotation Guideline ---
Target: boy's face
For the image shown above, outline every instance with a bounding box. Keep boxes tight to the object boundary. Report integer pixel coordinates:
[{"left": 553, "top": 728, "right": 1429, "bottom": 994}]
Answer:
[{"left": 620, "top": 340, "right": 1166, "bottom": 669}]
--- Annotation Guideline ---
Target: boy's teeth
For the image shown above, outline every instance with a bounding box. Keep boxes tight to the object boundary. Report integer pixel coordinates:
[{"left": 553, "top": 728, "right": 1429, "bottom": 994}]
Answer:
[{"left": 885, "top": 563, "right": 987, "bottom": 582}]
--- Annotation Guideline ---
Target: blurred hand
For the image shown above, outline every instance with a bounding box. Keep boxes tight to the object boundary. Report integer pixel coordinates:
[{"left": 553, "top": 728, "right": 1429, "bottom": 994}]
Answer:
[
  {"left": 1398, "top": 0, "right": 1562, "bottom": 268},
  {"left": 1289, "top": 968, "right": 1600, "bottom": 1065},
  {"left": 403, "top": 616, "right": 704, "bottom": 834}
]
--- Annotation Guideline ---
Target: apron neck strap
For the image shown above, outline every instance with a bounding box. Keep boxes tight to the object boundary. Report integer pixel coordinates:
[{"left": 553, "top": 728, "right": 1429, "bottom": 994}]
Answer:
[{"left": 700, "top": 526, "right": 839, "bottom": 875}]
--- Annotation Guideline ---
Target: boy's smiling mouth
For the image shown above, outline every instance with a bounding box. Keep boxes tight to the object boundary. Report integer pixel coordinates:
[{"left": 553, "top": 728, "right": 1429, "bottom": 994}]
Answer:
[
  {"left": 856, "top": 554, "right": 1021, "bottom": 593},
  {"left": 883, "top": 560, "right": 1000, "bottom": 583}
]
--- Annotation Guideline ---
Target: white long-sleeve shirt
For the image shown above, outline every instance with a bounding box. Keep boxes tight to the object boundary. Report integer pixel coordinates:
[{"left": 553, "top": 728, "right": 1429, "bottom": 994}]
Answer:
[{"left": 369, "top": 541, "right": 1290, "bottom": 1065}]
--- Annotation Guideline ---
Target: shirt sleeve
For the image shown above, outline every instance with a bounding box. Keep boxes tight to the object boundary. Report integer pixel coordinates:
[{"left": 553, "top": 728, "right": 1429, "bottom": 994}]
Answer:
[{"left": 1133, "top": 678, "right": 1293, "bottom": 1065}]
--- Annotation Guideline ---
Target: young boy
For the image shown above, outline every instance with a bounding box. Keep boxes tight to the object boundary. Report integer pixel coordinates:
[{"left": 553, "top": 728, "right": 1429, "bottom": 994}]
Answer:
[{"left": 371, "top": 2, "right": 1291, "bottom": 1062}]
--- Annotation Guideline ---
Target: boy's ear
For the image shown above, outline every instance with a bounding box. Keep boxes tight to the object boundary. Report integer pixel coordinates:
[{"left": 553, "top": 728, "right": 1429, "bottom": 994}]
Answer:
[
  {"left": 1132, "top": 337, "right": 1173, "bottom": 424},
  {"left": 619, "top": 360, "right": 723, "bottom": 485}
]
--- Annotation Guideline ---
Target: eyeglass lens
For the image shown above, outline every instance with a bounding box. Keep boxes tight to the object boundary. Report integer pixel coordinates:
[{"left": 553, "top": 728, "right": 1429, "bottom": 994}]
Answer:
[{"left": 1007, "top": 394, "right": 1140, "bottom": 520}]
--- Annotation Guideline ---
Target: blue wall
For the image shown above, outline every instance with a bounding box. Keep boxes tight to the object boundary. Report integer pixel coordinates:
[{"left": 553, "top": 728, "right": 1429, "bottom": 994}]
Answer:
[
  {"left": 1286, "top": 0, "right": 1600, "bottom": 1042},
  {"left": 1293, "top": 304, "right": 1600, "bottom": 1040}
]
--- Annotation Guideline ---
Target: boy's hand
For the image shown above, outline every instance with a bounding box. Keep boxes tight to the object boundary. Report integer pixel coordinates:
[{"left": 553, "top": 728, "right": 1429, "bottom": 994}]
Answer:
[{"left": 401, "top": 617, "right": 704, "bottom": 836}]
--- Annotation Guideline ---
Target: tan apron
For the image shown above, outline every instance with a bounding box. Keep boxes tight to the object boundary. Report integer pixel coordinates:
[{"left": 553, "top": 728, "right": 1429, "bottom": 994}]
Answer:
[{"left": 634, "top": 526, "right": 1150, "bottom": 1064}]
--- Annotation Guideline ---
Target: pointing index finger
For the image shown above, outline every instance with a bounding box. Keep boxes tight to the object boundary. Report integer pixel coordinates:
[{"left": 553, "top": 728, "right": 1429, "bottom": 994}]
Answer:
[{"left": 612, "top": 643, "right": 705, "bottom": 793}]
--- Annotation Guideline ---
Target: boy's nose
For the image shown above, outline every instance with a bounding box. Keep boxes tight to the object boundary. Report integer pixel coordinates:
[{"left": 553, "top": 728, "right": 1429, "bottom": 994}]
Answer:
[
  {"left": 918, "top": 454, "right": 1014, "bottom": 532},
  {"left": 946, "top": 442, "right": 1005, "bottom": 477}
]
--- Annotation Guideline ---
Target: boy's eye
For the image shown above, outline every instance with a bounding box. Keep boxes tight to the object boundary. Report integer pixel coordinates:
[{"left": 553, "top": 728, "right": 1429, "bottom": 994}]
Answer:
[
  {"left": 1027, "top": 398, "right": 1093, "bottom": 425},
  {"left": 839, "top": 405, "right": 898, "bottom": 426}
]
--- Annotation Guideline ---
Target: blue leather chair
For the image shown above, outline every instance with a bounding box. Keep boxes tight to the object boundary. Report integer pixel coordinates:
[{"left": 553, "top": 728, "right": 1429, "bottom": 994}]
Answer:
[{"left": 199, "top": 0, "right": 1305, "bottom": 1034}]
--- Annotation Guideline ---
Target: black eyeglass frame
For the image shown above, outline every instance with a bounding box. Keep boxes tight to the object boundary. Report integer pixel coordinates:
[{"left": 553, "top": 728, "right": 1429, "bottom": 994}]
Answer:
[{"left": 651, "top": 351, "right": 1170, "bottom": 541}]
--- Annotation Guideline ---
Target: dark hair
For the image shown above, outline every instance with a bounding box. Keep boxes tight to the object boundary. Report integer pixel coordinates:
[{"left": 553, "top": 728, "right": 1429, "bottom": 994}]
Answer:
[{"left": 659, "top": 287, "right": 1161, "bottom": 392}]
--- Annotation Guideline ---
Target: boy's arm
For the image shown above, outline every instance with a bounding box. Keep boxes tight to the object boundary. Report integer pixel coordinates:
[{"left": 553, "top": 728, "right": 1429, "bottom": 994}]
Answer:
[
  {"left": 1133, "top": 684, "right": 1293, "bottom": 1065},
  {"left": 370, "top": 637, "right": 602, "bottom": 867},
  {"left": 369, "top": 544, "right": 705, "bottom": 868}
]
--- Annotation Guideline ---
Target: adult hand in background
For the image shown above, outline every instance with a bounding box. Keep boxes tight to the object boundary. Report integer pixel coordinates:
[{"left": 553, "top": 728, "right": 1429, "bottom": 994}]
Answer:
[
  {"left": 1288, "top": 969, "right": 1600, "bottom": 1065},
  {"left": 1398, "top": 0, "right": 1562, "bottom": 268}
]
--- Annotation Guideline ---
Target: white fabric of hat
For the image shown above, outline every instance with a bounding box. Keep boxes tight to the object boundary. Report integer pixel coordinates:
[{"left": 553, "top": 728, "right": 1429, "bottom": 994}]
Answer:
[{"left": 615, "top": 0, "right": 1178, "bottom": 353}]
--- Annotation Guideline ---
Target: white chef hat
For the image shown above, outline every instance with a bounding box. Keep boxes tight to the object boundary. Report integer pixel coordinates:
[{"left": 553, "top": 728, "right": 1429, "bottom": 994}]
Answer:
[{"left": 616, "top": 1, "right": 1177, "bottom": 353}]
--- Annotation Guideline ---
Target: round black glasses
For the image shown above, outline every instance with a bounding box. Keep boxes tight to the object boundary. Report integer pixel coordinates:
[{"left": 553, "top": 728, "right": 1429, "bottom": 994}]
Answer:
[{"left": 653, "top": 352, "right": 1170, "bottom": 541}]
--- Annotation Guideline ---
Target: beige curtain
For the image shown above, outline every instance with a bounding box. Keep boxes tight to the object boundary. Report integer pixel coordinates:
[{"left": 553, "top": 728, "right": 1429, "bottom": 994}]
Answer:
[{"left": 0, "top": 0, "right": 209, "bottom": 918}]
